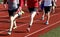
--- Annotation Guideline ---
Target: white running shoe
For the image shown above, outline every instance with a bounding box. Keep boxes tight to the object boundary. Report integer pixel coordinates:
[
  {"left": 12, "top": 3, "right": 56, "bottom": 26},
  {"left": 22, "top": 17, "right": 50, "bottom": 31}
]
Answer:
[
  {"left": 8, "top": 31, "right": 11, "bottom": 35},
  {"left": 45, "top": 21, "right": 49, "bottom": 25},
  {"left": 27, "top": 28, "right": 30, "bottom": 32},
  {"left": 27, "top": 25, "right": 32, "bottom": 32}
]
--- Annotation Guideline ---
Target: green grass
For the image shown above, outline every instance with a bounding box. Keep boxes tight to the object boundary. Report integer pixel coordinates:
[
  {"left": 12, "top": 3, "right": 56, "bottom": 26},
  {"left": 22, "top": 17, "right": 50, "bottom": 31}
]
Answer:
[
  {"left": 0, "top": 0, "right": 3, "bottom": 2},
  {"left": 0, "top": 0, "right": 3, "bottom": 4},
  {"left": 39, "top": 26, "right": 60, "bottom": 37}
]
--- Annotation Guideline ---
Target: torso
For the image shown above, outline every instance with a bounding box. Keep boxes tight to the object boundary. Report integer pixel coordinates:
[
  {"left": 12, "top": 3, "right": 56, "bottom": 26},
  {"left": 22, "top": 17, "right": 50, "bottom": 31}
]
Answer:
[
  {"left": 27, "top": 0, "right": 38, "bottom": 8},
  {"left": 8, "top": 0, "right": 19, "bottom": 10},
  {"left": 44, "top": 0, "right": 52, "bottom": 6}
]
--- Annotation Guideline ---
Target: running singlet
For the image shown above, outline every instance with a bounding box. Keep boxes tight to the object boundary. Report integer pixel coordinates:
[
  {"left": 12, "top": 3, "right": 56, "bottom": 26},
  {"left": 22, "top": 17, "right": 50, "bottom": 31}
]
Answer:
[
  {"left": 44, "top": 0, "right": 52, "bottom": 6},
  {"left": 8, "top": 0, "right": 18, "bottom": 10},
  {"left": 40, "top": 0, "right": 44, "bottom": 10},
  {"left": 27, "top": 0, "right": 38, "bottom": 8}
]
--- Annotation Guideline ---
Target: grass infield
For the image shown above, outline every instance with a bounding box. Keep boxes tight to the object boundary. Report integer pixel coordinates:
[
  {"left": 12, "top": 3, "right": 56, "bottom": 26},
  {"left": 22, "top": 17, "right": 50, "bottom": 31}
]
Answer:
[{"left": 39, "top": 26, "right": 60, "bottom": 37}]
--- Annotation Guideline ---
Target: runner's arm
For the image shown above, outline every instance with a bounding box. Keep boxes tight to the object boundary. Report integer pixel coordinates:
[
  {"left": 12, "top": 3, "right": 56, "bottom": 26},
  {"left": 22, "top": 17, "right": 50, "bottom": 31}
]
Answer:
[{"left": 18, "top": 0, "right": 24, "bottom": 12}]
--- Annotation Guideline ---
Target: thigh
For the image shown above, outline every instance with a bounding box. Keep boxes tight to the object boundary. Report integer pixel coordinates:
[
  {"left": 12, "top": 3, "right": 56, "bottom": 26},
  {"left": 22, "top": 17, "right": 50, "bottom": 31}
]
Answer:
[
  {"left": 44, "top": 6, "right": 51, "bottom": 13},
  {"left": 28, "top": 8, "right": 37, "bottom": 13},
  {"left": 8, "top": 9, "right": 18, "bottom": 16}
]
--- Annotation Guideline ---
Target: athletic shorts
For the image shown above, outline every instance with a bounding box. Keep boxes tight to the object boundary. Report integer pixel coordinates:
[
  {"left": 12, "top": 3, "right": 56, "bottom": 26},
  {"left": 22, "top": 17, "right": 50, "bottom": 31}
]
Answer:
[
  {"left": 8, "top": 4, "right": 19, "bottom": 16},
  {"left": 44, "top": 6, "right": 51, "bottom": 13},
  {"left": 8, "top": 9, "right": 18, "bottom": 16},
  {"left": 40, "top": 1, "right": 44, "bottom": 10},
  {"left": 28, "top": 7, "right": 37, "bottom": 13}
]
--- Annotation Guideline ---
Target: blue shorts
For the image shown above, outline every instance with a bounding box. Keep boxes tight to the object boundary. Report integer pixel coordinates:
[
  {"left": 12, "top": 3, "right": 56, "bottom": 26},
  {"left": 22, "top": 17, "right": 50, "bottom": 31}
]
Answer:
[
  {"left": 40, "top": 1, "right": 44, "bottom": 10},
  {"left": 8, "top": 4, "right": 19, "bottom": 16}
]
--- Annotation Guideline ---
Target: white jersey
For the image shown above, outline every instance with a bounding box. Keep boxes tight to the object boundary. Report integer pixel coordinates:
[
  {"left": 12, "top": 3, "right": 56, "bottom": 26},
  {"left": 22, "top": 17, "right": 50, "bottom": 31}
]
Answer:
[
  {"left": 16, "top": 0, "right": 19, "bottom": 4},
  {"left": 8, "top": 0, "right": 19, "bottom": 10},
  {"left": 44, "top": 0, "right": 52, "bottom": 6}
]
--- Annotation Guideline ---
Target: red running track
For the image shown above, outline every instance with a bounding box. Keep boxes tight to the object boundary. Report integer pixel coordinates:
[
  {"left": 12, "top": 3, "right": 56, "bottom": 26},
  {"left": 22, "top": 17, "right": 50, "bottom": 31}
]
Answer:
[{"left": 0, "top": 0, "right": 60, "bottom": 37}]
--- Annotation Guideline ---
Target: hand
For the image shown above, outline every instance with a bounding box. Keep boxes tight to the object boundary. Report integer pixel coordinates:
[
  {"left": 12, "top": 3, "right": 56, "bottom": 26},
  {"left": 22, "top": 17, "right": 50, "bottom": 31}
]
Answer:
[
  {"left": 17, "top": 7, "right": 22, "bottom": 13},
  {"left": 25, "top": 3, "right": 27, "bottom": 7},
  {"left": 4, "top": 4, "right": 6, "bottom": 8},
  {"left": 55, "top": 0, "right": 57, "bottom": 2},
  {"left": 39, "top": 1, "right": 41, "bottom": 5}
]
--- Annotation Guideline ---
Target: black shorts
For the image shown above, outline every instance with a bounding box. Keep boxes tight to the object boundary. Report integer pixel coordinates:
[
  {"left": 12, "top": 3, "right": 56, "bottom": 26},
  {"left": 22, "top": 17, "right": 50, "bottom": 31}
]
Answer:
[
  {"left": 28, "top": 7, "right": 37, "bottom": 13},
  {"left": 8, "top": 4, "right": 19, "bottom": 16},
  {"left": 8, "top": 9, "right": 18, "bottom": 16},
  {"left": 44, "top": 6, "right": 51, "bottom": 13}
]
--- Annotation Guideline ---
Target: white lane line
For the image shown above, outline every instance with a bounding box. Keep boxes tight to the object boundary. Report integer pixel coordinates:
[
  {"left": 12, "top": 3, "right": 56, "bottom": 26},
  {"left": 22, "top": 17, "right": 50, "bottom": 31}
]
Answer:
[
  {"left": 0, "top": 29, "right": 9, "bottom": 33},
  {"left": 17, "top": 13, "right": 60, "bottom": 28},
  {"left": 0, "top": 15, "right": 30, "bottom": 19},
  {"left": 25, "top": 20, "right": 60, "bottom": 37},
  {"left": 0, "top": 13, "right": 59, "bottom": 34}
]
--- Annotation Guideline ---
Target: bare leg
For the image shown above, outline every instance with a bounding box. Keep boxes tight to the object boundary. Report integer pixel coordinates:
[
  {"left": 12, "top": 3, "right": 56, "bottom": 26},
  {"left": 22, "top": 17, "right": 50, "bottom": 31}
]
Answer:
[
  {"left": 46, "top": 12, "right": 50, "bottom": 25},
  {"left": 52, "top": 6, "right": 55, "bottom": 13},
  {"left": 13, "top": 20, "right": 17, "bottom": 29},
  {"left": 27, "top": 11, "right": 36, "bottom": 32},
  {"left": 8, "top": 16, "right": 14, "bottom": 35},
  {"left": 13, "top": 10, "right": 24, "bottom": 19},
  {"left": 42, "top": 10, "right": 45, "bottom": 20}
]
